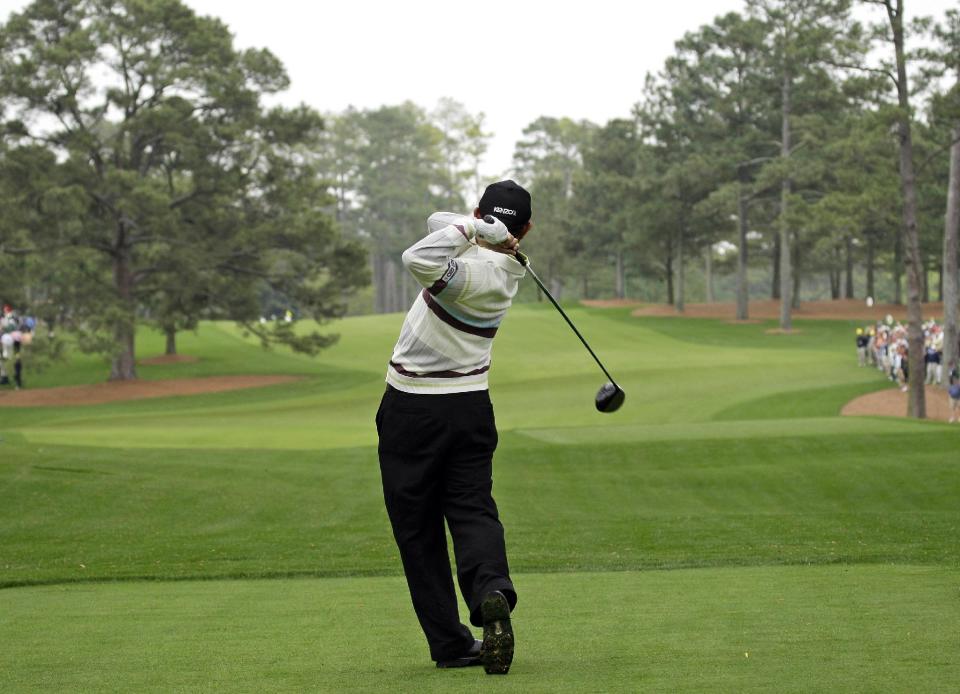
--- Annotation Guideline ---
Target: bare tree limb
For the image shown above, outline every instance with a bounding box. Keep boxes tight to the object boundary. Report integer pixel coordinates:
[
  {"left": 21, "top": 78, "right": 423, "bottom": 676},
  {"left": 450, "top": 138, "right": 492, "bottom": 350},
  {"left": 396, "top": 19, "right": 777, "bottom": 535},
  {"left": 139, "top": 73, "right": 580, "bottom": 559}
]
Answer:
[
  {"left": 821, "top": 58, "right": 897, "bottom": 84},
  {"left": 88, "top": 191, "right": 117, "bottom": 215},
  {"left": 738, "top": 155, "right": 776, "bottom": 168},
  {"left": 916, "top": 130, "right": 960, "bottom": 173}
]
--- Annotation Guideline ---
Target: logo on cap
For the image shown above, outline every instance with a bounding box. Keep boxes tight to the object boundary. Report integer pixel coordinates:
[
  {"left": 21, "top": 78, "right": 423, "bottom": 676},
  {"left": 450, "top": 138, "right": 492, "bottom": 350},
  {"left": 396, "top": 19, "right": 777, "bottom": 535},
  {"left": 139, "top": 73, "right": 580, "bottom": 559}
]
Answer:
[{"left": 493, "top": 206, "right": 517, "bottom": 216}]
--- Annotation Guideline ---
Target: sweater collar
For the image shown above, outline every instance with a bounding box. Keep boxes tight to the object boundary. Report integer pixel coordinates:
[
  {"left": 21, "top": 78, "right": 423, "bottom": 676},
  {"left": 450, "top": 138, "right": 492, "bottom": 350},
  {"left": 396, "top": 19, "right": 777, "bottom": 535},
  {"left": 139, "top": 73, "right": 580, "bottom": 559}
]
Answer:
[{"left": 476, "top": 245, "right": 526, "bottom": 276}]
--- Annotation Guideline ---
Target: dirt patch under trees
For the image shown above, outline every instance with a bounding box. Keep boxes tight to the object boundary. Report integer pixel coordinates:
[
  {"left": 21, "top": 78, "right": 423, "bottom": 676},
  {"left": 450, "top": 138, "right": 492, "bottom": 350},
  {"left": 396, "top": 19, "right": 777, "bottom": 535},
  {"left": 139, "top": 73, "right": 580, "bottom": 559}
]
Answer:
[
  {"left": 581, "top": 299, "right": 646, "bottom": 309},
  {"left": 841, "top": 384, "right": 957, "bottom": 422},
  {"left": 0, "top": 375, "right": 301, "bottom": 408},
  {"left": 628, "top": 299, "right": 944, "bottom": 321}
]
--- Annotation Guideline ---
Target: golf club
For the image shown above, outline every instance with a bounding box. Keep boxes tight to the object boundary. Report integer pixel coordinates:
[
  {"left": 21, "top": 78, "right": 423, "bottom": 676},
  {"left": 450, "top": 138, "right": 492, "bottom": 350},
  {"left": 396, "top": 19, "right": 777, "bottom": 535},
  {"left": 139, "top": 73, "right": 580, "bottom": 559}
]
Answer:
[{"left": 483, "top": 215, "right": 626, "bottom": 413}]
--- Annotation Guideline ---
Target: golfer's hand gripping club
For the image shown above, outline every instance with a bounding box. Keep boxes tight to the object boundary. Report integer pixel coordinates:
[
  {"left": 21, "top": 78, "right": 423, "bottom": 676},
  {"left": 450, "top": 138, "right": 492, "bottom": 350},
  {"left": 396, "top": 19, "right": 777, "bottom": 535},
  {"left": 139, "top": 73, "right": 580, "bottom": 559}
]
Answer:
[{"left": 475, "top": 215, "right": 512, "bottom": 246}]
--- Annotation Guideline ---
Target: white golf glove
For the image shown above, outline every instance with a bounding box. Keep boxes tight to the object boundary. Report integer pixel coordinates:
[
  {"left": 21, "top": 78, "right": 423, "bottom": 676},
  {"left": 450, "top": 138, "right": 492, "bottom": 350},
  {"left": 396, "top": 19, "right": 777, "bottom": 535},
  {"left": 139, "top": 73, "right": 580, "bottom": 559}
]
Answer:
[{"left": 472, "top": 215, "right": 511, "bottom": 245}]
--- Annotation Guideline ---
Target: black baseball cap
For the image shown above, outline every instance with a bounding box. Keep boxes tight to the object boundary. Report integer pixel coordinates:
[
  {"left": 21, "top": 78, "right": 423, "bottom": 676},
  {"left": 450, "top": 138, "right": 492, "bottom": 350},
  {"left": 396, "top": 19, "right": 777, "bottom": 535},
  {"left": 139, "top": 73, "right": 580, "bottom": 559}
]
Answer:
[{"left": 478, "top": 180, "right": 532, "bottom": 235}]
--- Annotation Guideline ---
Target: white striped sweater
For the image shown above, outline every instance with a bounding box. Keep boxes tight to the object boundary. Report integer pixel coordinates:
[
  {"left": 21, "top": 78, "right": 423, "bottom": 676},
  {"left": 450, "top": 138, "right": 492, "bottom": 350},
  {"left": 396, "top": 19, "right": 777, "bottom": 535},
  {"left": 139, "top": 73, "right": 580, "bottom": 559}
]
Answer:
[{"left": 385, "top": 212, "right": 526, "bottom": 394}]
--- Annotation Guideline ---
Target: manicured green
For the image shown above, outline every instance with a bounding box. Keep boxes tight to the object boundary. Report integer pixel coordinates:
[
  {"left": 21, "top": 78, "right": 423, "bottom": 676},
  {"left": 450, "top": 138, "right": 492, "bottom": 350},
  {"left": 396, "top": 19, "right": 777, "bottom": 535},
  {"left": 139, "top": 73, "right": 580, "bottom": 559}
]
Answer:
[{"left": 1, "top": 308, "right": 957, "bottom": 692}]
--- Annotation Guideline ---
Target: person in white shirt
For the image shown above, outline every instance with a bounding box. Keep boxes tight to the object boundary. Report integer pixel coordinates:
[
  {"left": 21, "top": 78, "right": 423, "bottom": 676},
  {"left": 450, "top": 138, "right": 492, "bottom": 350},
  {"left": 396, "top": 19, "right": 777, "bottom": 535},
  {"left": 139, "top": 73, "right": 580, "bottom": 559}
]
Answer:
[
  {"left": 0, "top": 304, "right": 21, "bottom": 388},
  {"left": 376, "top": 180, "right": 531, "bottom": 675}
]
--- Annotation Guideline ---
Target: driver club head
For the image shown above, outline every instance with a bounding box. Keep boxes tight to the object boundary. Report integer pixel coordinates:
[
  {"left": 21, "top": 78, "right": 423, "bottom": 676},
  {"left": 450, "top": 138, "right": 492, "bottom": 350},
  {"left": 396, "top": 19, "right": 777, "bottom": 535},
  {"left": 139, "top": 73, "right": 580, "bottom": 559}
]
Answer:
[{"left": 595, "top": 382, "right": 625, "bottom": 413}]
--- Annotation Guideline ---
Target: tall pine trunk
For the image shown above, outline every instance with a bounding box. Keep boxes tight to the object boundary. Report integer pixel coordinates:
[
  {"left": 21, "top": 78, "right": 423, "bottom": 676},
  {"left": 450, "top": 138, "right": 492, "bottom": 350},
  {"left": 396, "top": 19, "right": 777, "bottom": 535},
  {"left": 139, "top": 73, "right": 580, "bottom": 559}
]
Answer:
[
  {"left": 665, "top": 253, "right": 674, "bottom": 306},
  {"left": 772, "top": 233, "right": 781, "bottom": 300},
  {"left": 830, "top": 264, "right": 840, "bottom": 300},
  {"left": 736, "top": 183, "right": 749, "bottom": 320},
  {"left": 705, "top": 246, "right": 715, "bottom": 303},
  {"left": 888, "top": 0, "right": 925, "bottom": 418},
  {"left": 943, "top": 123, "right": 960, "bottom": 377},
  {"left": 615, "top": 250, "right": 626, "bottom": 300},
  {"left": 547, "top": 259, "right": 562, "bottom": 300},
  {"left": 372, "top": 251, "right": 386, "bottom": 314},
  {"left": 791, "top": 243, "right": 801, "bottom": 309},
  {"left": 675, "top": 227, "right": 685, "bottom": 313},
  {"left": 866, "top": 234, "right": 876, "bottom": 300},
  {"left": 792, "top": 263, "right": 801, "bottom": 309},
  {"left": 844, "top": 236, "right": 854, "bottom": 299},
  {"left": 549, "top": 276, "right": 563, "bottom": 300},
  {"left": 893, "top": 235, "right": 903, "bottom": 304},
  {"left": 779, "top": 71, "right": 794, "bottom": 331},
  {"left": 110, "top": 245, "right": 137, "bottom": 381},
  {"left": 384, "top": 259, "right": 398, "bottom": 313}
]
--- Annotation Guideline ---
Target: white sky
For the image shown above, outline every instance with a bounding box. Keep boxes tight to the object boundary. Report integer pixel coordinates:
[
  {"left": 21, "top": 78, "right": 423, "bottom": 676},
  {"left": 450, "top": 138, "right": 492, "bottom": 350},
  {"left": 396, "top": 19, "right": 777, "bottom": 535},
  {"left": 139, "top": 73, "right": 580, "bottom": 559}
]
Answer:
[{"left": 2, "top": 0, "right": 958, "bottom": 177}]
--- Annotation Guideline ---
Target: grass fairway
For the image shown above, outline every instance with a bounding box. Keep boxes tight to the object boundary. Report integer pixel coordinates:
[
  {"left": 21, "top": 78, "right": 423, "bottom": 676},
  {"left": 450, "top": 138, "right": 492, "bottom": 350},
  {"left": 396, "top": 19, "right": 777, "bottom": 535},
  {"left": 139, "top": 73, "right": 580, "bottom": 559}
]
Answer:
[
  {"left": 2, "top": 567, "right": 956, "bottom": 693},
  {"left": 1, "top": 306, "right": 958, "bottom": 692}
]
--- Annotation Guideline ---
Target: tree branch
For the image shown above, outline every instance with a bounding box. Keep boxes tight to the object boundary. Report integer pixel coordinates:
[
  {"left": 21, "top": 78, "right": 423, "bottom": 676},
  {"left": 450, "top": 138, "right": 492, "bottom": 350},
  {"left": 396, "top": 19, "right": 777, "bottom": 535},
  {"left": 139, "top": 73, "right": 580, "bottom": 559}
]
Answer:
[
  {"left": 1, "top": 239, "right": 113, "bottom": 255},
  {"left": 218, "top": 263, "right": 269, "bottom": 278},
  {"left": 821, "top": 58, "right": 897, "bottom": 84},
  {"left": 169, "top": 189, "right": 208, "bottom": 209},
  {"left": 88, "top": 191, "right": 117, "bottom": 215},
  {"left": 916, "top": 131, "right": 960, "bottom": 173},
  {"left": 738, "top": 155, "right": 776, "bottom": 168}
]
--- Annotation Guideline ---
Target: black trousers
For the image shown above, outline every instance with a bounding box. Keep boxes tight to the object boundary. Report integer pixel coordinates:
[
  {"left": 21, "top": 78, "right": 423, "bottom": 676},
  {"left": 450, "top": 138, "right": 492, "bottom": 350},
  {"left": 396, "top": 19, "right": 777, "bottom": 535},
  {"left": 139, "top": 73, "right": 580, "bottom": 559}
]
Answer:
[{"left": 376, "top": 385, "right": 516, "bottom": 661}]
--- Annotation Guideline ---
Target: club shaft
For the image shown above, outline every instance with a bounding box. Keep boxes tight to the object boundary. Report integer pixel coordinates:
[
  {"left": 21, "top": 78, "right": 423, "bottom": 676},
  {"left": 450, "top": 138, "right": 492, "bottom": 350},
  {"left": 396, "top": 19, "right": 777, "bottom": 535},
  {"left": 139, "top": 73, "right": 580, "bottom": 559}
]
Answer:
[{"left": 522, "top": 261, "right": 617, "bottom": 385}]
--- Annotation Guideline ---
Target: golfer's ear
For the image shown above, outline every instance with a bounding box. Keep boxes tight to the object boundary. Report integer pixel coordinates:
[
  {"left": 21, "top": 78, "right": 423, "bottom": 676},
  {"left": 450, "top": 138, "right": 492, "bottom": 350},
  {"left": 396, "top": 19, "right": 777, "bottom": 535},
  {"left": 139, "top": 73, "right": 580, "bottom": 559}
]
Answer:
[
  {"left": 473, "top": 207, "right": 482, "bottom": 219},
  {"left": 515, "top": 221, "right": 533, "bottom": 240}
]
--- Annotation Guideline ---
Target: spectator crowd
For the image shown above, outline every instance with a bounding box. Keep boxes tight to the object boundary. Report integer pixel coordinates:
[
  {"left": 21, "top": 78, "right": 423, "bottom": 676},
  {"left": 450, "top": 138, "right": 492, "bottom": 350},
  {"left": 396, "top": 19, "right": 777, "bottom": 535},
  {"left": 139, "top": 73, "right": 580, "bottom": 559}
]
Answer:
[
  {"left": 855, "top": 317, "right": 960, "bottom": 422},
  {"left": 1, "top": 303, "right": 35, "bottom": 391}
]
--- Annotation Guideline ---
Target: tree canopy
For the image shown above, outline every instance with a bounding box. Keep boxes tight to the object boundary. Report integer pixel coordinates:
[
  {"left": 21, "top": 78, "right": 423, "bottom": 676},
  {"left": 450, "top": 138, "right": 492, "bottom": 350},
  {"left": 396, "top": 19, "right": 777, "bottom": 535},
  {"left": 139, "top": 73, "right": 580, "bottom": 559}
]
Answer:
[{"left": 0, "top": 0, "right": 367, "bottom": 378}]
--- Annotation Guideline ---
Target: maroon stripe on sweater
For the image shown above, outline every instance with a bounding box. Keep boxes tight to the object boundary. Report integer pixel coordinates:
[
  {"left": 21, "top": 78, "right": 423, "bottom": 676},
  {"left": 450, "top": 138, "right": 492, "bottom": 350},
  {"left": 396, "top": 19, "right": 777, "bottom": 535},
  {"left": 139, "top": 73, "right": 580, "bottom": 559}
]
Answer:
[
  {"left": 389, "top": 361, "right": 491, "bottom": 379},
  {"left": 420, "top": 289, "right": 498, "bottom": 338},
  {"left": 427, "top": 278, "right": 448, "bottom": 295},
  {"left": 454, "top": 224, "right": 469, "bottom": 240},
  {"left": 428, "top": 259, "right": 459, "bottom": 296}
]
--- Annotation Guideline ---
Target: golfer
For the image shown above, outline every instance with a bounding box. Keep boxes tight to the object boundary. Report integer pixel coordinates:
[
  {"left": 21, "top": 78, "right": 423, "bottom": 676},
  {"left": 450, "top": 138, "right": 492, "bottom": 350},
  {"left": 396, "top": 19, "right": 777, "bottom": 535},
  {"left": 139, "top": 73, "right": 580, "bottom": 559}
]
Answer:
[{"left": 376, "top": 180, "right": 531, "bottom": 675}]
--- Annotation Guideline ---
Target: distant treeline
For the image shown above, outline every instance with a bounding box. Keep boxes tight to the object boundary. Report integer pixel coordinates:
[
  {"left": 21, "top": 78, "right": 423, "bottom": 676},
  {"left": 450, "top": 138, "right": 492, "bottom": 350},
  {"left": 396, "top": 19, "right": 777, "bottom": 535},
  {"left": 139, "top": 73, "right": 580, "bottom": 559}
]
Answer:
[
  {"left": 313, "top": 1, "right": 958, "bottom": 420},
  {"left": 317, "top": 3, "right": 955, "bottom": 322}
]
